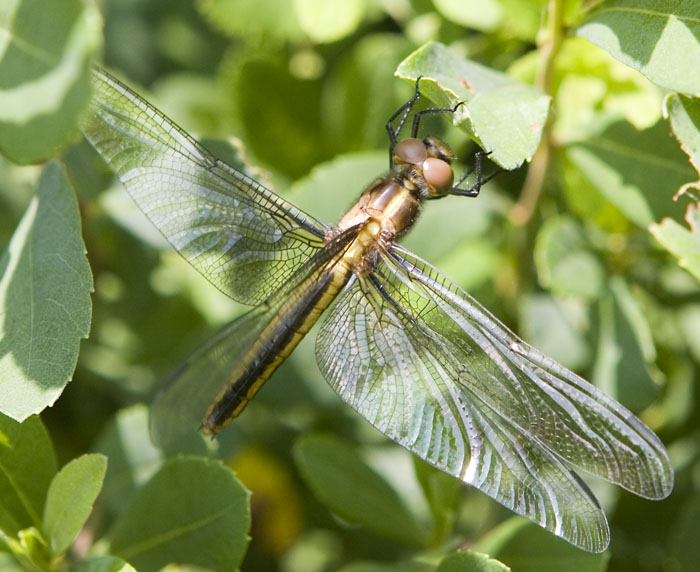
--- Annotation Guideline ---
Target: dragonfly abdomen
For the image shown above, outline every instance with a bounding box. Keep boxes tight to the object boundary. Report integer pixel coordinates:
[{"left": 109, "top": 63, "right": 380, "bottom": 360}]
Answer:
[{"left": 202, "top": 249, "right": 353, "bottom": 435}]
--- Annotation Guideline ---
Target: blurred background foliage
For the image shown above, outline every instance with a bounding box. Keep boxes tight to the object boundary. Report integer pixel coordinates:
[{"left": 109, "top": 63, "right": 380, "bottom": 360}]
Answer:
[{"left": 1, "top": 0, "right": 700, "bottom": 571}]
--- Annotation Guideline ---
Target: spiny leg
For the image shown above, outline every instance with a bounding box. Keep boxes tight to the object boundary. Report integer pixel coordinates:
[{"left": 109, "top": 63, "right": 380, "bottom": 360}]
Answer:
[
  {"left": 410, "top": 101, "right": 465, "bottom": 138},
  {"left": 386, "top": 76, "right": 425, "bottom": 149},
  {"left": 449, "top": 151, "right": 500, "bottom": 198}
]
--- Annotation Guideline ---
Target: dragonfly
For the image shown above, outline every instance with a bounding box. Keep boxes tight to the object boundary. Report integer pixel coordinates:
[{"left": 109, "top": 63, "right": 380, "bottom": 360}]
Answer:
[{"left": 81, "top": 67, "right": 673, "bottom": 552}]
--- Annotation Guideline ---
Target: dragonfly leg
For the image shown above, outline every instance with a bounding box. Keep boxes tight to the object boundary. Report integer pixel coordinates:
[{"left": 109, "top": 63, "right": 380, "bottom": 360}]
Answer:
[
  {"left": 386, "top": 76, "right": 425, "bottom": 149},
  {"left": 440, "top": 150, "right": 500, "bottom": 199},
  {"left": 410, "top": 101, "right": 465, "bottom": 138}
]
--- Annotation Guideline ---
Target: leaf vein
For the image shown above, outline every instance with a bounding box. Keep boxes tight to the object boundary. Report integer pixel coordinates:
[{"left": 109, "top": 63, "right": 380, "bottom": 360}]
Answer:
[
  {"left": 115, "top": 497, "right": 246, "bottom": 559},
  {"left": 595, "top": 7, "right": 700, "bottom": 25}
]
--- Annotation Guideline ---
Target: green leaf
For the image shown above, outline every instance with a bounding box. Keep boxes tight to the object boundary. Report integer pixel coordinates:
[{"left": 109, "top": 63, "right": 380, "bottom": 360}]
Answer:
[
  {"left": 109, "top": 456, "right": 250, "bottom": 572},
  {"left": 0, "top": 414, "right": 57, "bottom": 536},
  {"left": 290, "top": 151, "right": 387, "bottom": 224},
  {"left": 433, "top": 0, "right": 503, "bottom": 32},
  {"left": 414, "top": 459, "right": 459, "bottom": 544},
  {"left": 474, "top": 518, "right": 609, "bottom": 572},
  {"left": 157, "top": 567, "right": 214, "bottom": 572},
  {"left": 396, "top": 41, "right": 550, "bottom": 169},
  {"left": 551, "top": 37, "right": 663, "bottom": 142},
  {"left": 321, "top": 34, "right": 413, "bottom": 152},
  {"left": 520, "top": 294, "right": 590, "bottom": 372},
  {"left": 402, "top": 196, "right": 498, "bottom": 266},
  {"left": 92, "top": 406, "right": 164, "bottom": 519},
  {"left": 294, "top": 0, "right": 365, "bottom": 43},
  {"left": 664, "top": 93, "right": 700, "bottom": 196},
  {"left": 434, "top": 237, "right": 500, "bottom": 292},
  {"left": 0, "top": 0, "right": 101, "bottom": 163},
  {"left": 500, "top": 0, "right": 547, "bottom": 41},
  {"left": 93, "top": 405, "right": 208, "bottom": 516},
  {"left": 15, "top": 526, "right": 51, "bottom": 570},
  {"left": 293, "top": 433, "right": 425, "bottom": 545},
  {"left": 592, "top": 278, "right": 658, "bottom": 412},
  {"left": 565, "top": 120, "right": 692, "bottom": 227},
  {"left": 650, "top": 204, "right": 700, "bottom": 282},
  {"left": 42, "top": 454, "right": 107, "bottom": 555},
  {"left": 669, "top": 493, "right": 700, "bottom": 571},
  {"left": 196, "top": 0, "right": 302, "bottom": 40},
  {"left": 234, "top": 57, "right": 323, "bottom": 178},
  {"left": 534, "top": 215, "right": 604, "bottom": 299},
  {"left": 339, "top": 562, "right": 432, "bottom": 572},
  {"left": 665, "top": 93, "right": 700, "bottom": 172},
  {"left": 436, "top": 550, "right": 511, "bottom": 572},
  {"left": 0, "top": 552, "right": 24, "bottom": 572},
  {"left": 70, "top": 556, "right": 137, "bottom": 572},
  {"left": 577, "top": 0, "right": 700, "bottom": 96},
  {"left": 0, "top": 161, "right": 93, "bottom": 421}
]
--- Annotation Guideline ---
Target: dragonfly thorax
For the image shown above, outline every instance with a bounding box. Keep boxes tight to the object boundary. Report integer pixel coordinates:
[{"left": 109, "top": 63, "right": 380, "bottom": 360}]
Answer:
[{"left": 335, "top": 175, "right": 422, "bottom": 242}]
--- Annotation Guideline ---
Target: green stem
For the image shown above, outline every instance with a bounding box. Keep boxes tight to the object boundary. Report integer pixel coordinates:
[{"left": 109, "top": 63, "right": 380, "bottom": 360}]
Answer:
[{"left": 509, "top": 0, "right": 564, "bottom": 226}]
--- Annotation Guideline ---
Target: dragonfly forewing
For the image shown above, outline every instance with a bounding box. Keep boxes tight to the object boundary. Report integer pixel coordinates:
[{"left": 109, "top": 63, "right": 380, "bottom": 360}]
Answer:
[
  {"left": 150, "top": 226, "right": 359, "bottom": 446},
  {"left": 81, "top": 69, "right": 327, "bottom": 305}
]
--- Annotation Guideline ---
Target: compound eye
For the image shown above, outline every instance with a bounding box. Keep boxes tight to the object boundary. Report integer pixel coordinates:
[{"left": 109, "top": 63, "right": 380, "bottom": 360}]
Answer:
[
  {"left": 422, "top": 157, "right": 453, "bottom": 195},
  {"left": 423, "top": 136, "right": 453, "bottom": 162},
  {"left": 394, "top": 138, "right": 428, "bottom": 166}
]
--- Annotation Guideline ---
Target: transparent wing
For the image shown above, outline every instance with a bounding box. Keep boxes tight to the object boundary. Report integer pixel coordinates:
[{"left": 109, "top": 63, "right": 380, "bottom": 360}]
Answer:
[
  {"left": 316, "top": 245, "right": 673, "bottom": 552},
  {"left": 151, "top": 304, "right": 277, "bottom": 446},
  {"left": 81, "top": 68, "right": 327, "bottom": 305},
  {"left": 151, "top": 227, "right": 358, "bottom": 446}
]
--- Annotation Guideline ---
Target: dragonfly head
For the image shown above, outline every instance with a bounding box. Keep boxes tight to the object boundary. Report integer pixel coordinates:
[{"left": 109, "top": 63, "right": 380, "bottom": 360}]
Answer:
[{"left": 392, "top": 137, "right": 455, "bottom": 198}]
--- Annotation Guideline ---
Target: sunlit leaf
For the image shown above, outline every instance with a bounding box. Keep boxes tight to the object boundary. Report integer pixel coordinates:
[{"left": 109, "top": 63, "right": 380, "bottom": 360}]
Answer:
[
  {"left": 565, "top": 120, "right": 692, "bottom": 227},
  {"left": 650, "top": 204, "right": 700, "bottom": 282},
  {"left": 500, "top": 0, "right": 547, "bottom": 40},
  {"left": 0, "top": 0, "right": 101, "bottom": 163},
  {"left": 294, "top": 0, "right": 365, "bottom": 43},
  {"left": 196, "top": 0, "right": 302, "bottom": 40},
  {"left": 0, "top": 552, "right": 24, "bottom": 572},
  {"left": 0, "top": 415, "right": 57, "bottom": 537},
  {"left": 433, "top": 0, "right": 503, "bottom": 32},
  {"left": 396, "top": 41, "right": 550, "bottom": 169},
  {"left": 0, "top": 161, "right": 92, "bottom": 421},
  {"left": 550, "top": 37, "right": 663, "bottom": 142},
  {"left": 13, "top": 527, "right": 51, "bottom": 571},
  {"left": 43, "top": 454, "right": 107, "bottom": 555},
  {"left": 664, "top": 93, "right": 700, "bottom": 197},
  {"left": 70, "top": 556, "right": 137, "bottom": 572},
  {"left": 436, "top": 550, "right": 510, "bottom": 572},
  {"left": 577, "top": 0, "right": 700, "bottom": 96}
]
